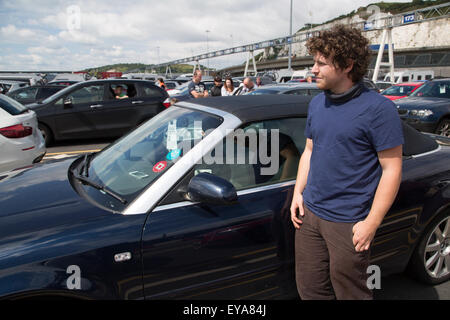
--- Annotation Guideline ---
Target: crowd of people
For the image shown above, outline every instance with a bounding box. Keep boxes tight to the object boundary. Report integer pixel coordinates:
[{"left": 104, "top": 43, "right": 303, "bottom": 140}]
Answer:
[{"left": 189, "top": 69, "right": 262, "bottom": 99}]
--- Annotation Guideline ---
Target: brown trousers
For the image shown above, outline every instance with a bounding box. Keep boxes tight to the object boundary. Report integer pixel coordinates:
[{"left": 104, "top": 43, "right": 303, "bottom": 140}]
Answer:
[{"left": 295, "top": 205, "right": 373, "bottom": 300}]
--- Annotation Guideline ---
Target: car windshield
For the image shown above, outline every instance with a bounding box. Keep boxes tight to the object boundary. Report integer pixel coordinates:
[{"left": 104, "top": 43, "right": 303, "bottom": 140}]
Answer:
[
  {"left": 382, "top": 85, "right": 417, "bottom": 96},
  {"left": 409, "top": 81, "right": 450, "bottom": 98},
  {"left": 82, "top": 106, "right": 223, "bottom": 208},
  {"left": 0, "top": 94, "right": 28, "bottom": 115}
]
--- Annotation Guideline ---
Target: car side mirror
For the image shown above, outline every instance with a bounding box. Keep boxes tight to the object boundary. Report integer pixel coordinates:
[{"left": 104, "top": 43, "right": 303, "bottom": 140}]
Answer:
[{"left": 186, "top": 172, "right": 237, "bottom": 205}]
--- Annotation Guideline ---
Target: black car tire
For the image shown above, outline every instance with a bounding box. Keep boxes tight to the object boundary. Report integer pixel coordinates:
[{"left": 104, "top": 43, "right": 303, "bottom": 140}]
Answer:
[
  {"left": 408, "top": 210, "right": 450, "bottom": 285},
  {"left": 435, "top": 118, "right": 450, "bottom": 137},
  {"left": 38, "top": 123, "right": 53, "bottom": 146}
]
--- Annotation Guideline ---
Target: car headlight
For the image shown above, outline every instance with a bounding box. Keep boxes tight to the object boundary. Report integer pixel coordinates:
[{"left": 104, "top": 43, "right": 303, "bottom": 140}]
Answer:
[{"left": 409, "top": 109, "right": 433, "bottom": 117}]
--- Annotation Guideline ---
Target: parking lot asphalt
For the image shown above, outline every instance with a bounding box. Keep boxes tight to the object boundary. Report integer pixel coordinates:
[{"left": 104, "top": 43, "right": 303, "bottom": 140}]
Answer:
[
  {"left": 43, "top": 138, "right": 450, "bottom": 300},
  {"left": 374, "top": 274, "right": 450, "bottom": 300},
  {"left": 43, "top": 138, "right": 114, "bottom": 162}
]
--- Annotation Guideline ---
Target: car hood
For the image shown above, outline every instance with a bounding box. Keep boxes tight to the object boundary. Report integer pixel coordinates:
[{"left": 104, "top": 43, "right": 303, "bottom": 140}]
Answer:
[
  {"left": 0, "top": 158, "right": 110, "bottom": 239},
  {"left": 395, "top": 97, "right": 449, "bottom": 109}
]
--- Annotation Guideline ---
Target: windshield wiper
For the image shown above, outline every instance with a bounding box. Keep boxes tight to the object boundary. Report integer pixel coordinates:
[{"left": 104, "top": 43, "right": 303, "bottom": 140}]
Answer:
[
  {"left": 72, "top": 172, "right": 128, "bottom": 205},
  {"left": 79, "top": 152, "right": 94, "bottom": 177}
]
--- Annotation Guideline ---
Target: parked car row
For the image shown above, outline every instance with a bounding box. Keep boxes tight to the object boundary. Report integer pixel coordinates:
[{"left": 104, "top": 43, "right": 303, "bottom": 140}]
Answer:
[
  {"left": 396, "top": 79, "right": 450, "bottom": 137},
  {"left": 381, "top": 82, "right": 424, "bottom": 101},
  {"left": 0, "top": 94, "right": 448, "bottom": 299},
  {"left": 27, "top": 79, "right": 170, "bottom": 145}
]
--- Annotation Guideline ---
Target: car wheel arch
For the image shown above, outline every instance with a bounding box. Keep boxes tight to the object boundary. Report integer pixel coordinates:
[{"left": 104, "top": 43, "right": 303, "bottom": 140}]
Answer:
[
  {"left": 406, "top": 205, "right": 450, "bottom": 284},
  {"left": 38, "top": 121, "right": 54, "bottom": 145},
  {"left": 435, "top": 115, "right": 450, "bottom": 134},
  {"left": 400, "top": 194, "right": 450, "bottom": 274}
]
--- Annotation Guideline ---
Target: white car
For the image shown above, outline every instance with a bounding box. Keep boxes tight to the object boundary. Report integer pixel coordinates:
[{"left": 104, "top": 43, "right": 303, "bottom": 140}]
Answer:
[
  {"left": 0, "top": 94, "right": 46, "bottom": 174},
  {"left": 167, "top": 82, "right": 189, "bottom": 96}
]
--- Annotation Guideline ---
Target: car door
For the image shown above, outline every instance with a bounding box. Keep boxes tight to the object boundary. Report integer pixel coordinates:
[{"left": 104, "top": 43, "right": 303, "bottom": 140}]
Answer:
[
  {"left": 91, "top": 81, "right": 165, "bottom": 138},
  {"left": 87, "top": 81, "right": 138, "bottom": 138},
  {"left": 53, "top": 84, "right": 105, "bottom": 139},
  {"left": 141, "top": 117, "right": 307, "bottom": 299},
  {"left": 136, "top": 82, "right": 167, "bottom": 118}
]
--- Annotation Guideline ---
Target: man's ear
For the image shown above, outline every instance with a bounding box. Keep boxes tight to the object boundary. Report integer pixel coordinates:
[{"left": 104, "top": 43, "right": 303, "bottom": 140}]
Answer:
[{"left": 344, "top": 59, "right": 354, "bottom": 74}]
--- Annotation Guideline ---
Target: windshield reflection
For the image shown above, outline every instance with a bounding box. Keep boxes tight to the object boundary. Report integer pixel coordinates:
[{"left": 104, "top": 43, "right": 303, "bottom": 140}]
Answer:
[{"left": 83, "top": 106, "right": 223, "bottom": 209}]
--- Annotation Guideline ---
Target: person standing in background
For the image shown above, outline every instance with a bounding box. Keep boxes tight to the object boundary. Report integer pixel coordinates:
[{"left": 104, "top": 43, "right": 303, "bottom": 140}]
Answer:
[
  {"left": 188, "top": 70, "right": 209, "bottom": 99},
  {"left": 210, "top": 76, "right": 223, "bottom": 96},
  {"left": 221, "top": 77, "right": 237, "bottom": 96}
]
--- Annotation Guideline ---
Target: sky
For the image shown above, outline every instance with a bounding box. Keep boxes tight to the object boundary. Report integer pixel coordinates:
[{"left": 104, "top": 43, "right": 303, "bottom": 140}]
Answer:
[{"left": 0, "top": 0, "right": 415, "bottom": 71}]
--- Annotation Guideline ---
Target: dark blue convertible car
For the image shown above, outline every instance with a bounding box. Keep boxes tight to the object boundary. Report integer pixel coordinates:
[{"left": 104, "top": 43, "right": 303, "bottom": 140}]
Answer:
[{"left": 0, "top": 95, "right": 449, "bottom": 299}]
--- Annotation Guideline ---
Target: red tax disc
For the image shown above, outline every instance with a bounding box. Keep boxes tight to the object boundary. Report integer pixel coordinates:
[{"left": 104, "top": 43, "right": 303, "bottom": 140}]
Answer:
[{"left": 152, "top": 161, "right": 167, "bottom": 173}]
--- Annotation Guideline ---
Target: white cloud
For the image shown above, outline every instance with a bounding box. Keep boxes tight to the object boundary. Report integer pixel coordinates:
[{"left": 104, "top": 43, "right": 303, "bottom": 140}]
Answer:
[
  {"left": 17, "top": 54, "right": 43, "bottom": 65},
  {"left": 27, "top": 46, "right": 70, "bottom": 55},
  {"left": 0, "top": 0, "right": 416, "bottom": 71},
  {"left": 1, "top": 24, "right": 36, "bottom": 38},
  {"left": 58, "top": 30, "right": 99, "bottom": 45}
]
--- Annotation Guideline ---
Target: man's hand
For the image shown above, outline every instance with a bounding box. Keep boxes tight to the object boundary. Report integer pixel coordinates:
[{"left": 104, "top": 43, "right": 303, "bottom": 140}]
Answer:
[
  {"left": 352, "top": 145, "right": 403, "bottom": 252},
  {"left": 290, "top": 192, "right": 305, "bottom": 229},
  {"left": 352, "top": 219, "right": 378, "bottom": 252}
]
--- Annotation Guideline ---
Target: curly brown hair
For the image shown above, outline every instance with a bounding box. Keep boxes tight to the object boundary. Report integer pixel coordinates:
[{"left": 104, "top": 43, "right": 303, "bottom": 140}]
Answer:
[{"left": 306, "top": 24, "right": 370, "bottom": 83}]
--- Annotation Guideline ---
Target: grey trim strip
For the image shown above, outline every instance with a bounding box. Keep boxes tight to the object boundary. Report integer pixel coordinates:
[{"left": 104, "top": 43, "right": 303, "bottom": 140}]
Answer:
[
  {"left": 236, "top": 180, "right": 296, "bottom": 196},
  {"left": 152, "top": 180, "right": 296, "bottom": 212},
  {"left": 153, "top": 201, "right": 195, "bottom": 212},
  {"left": 411, "top": 145, "right": 441, "bottom": 158},
  {"left": 123, "top": 104, "right": 242, "bottom": 215}
]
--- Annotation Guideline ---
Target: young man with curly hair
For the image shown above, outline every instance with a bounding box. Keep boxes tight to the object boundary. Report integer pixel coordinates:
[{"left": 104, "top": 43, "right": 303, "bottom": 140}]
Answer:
[{"left": 290, "top": 25, "right": 404, "bottom": 300}]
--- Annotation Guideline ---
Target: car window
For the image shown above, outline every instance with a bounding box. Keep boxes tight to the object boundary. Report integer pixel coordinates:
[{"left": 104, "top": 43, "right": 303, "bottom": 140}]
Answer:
[
  {"left": 160, "top": 117, "right": 307, "bottom": 205},
  {"left": 10, "top": 87, "right": 38, "bottom": 100},
  {"left": 165, "top": 82, "right": 177, "bottom": 89},
  {"left": 382, "top": 85, "right": 416, "bottom": 96},
  {"left": 0, "top": 94, "right": 28, "bottom": 115},
  {"left": 107, "top": 83, "right": 137, "bottom": 100},
  {"left": 141, "top": 84, "right": 164, "bottom": 98},
  {"left": 67, "top": 85, "right": 104, "bottom": 104},
  {"left": 410, "top": 81, "right": 450, "bottom": 98},
  {"left": 285, "top": 89, "right": 309, "bottom": 96},
  {"left": 246, "top": 89, "right": 279, "bottom": 95},
  {"left": 36, "top": 87, "right": 63, "bottom": 100}
]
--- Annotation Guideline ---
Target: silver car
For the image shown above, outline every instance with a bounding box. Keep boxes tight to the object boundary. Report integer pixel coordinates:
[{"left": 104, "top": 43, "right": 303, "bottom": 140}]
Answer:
[{"left": 0, "top": 95, "right": 46, "bottom": 174}]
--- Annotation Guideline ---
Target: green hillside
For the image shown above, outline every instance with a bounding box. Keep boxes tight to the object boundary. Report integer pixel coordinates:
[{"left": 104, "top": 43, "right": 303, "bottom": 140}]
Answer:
[{"left": 82, "top": 63, "right": 209, "bottom": 75}]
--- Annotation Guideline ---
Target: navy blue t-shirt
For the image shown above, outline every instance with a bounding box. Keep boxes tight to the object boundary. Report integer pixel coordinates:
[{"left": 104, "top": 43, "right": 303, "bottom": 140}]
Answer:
[
  {"left": 188, "top": 81, "right": 206, "bottom": 98},
  {"left": 303, "top": 87, "right": 404, "bottom": 223}
]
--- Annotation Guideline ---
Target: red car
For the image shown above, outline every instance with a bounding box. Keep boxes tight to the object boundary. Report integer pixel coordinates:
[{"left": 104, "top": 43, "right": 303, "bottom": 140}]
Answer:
[{"left": 381, "top": 82, "right": 424, "bottom": 101}]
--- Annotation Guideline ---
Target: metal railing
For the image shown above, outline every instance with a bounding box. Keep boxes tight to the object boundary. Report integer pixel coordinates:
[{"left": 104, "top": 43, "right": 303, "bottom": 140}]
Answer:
[{"left": 154, "top": 2, "right": 450, "bottom": 68}]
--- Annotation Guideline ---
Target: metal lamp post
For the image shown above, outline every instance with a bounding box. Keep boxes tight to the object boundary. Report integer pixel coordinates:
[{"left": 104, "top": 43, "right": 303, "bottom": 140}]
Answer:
[
  {"left": 288, "top": 0, "right": 293, "bottom": 70},
  {"left": 206, "top": 30, "right": 210, "bottom": 76}
]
